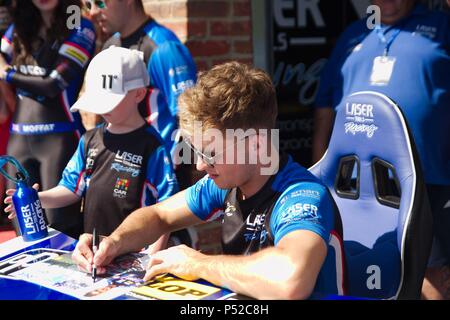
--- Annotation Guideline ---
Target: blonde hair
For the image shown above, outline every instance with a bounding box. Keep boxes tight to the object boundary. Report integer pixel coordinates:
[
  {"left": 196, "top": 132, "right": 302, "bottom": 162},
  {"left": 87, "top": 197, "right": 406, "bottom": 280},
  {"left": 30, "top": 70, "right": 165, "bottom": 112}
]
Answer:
[{"left": 179, "top": 61, "right": 278, "bottom": 135}]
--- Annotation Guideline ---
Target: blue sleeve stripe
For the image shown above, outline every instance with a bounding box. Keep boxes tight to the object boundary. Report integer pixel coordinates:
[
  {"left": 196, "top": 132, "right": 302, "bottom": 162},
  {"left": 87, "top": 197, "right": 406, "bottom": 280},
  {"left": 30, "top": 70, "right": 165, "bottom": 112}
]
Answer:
[
  {"left": 146, "top": 88, "right": 160, "bottom": 130},
  {"left": 147, "top": 179, "right": 158, "bottom": 201},
  {"left": 329, "top": 230, "right": 346, "bottom": 295},
  {"left": 59, "top": 169, "right": 85, "bottom": 196},
  {"left": 145, "top": 143, "right": 178, "bottom": 203},
  {"left": 140, "top": 180, "right": 158, "bottom": 207},
  {"left": 73, "top": 170, "right": 87, "bottom": 197},
  {"left": 205, "top": 208, "right": 224, "bottom": 222}
]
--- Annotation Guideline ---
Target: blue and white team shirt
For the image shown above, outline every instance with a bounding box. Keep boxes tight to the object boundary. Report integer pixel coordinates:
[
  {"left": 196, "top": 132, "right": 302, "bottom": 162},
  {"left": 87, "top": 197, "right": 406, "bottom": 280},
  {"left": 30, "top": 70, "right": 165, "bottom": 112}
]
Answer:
[
  {"left": 59, "top": 123, "right": 178, "bottom": 236},
  {"left": 185, "top": 155, "right": 346, "bottom": 297},
  {"left": 315, "top": 4, "right": 450, "bottom": 185},
  {"left": 103, "top": 19, "right": 197, "bottom": 161}
]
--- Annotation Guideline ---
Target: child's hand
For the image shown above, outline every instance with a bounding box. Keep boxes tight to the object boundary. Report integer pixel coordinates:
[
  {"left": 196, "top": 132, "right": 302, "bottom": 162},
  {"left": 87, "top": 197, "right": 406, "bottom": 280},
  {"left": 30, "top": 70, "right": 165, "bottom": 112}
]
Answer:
[
  {"left": 3, "top": 183, "right": 39, "bottom": 219},
  {"left": 4, "top": 188, "right": 16, "bottom": 219}
]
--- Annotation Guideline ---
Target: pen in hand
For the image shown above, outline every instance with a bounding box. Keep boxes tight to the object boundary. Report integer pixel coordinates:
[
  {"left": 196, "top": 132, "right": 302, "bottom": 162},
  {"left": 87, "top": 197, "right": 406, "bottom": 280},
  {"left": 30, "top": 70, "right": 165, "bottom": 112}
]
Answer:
[{"left": 92, "top": 228, "right": 98, "bottom": 283}]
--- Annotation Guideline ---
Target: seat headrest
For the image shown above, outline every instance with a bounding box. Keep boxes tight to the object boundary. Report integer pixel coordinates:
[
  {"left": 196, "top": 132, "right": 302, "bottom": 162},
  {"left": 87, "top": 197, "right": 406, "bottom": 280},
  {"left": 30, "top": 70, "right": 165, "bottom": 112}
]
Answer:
[{"left": 321, "top": 91, "right": 414, "bottom": 181}]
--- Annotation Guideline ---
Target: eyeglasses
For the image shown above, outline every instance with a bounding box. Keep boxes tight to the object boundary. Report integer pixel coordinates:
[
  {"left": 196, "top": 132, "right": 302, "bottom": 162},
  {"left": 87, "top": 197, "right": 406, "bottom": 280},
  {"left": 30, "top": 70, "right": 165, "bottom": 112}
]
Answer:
[
  {"left": 85, "top": 0, "right": 107, "bottom": 10},
  {"left": 184, "top": 135, "right": 255, "bottom": 168}
]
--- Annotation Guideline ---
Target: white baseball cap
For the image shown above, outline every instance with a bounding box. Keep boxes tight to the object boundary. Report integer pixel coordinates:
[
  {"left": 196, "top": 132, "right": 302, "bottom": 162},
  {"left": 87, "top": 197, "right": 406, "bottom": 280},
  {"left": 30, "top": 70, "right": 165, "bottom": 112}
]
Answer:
[{"left": 70, "top": 46, "right": 150, "bottom": 115}]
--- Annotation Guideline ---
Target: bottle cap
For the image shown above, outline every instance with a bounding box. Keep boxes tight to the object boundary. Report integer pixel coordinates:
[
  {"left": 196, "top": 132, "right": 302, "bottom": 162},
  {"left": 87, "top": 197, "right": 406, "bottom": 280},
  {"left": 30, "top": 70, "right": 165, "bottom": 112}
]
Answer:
[{"left": 15, "top": 172, "right": 26, "bottom": 181}]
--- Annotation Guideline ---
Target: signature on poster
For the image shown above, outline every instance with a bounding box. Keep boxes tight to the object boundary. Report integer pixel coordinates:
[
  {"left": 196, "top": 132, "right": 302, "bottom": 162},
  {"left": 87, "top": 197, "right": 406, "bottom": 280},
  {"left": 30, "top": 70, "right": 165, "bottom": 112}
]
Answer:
[{"left": 0, "top": 248, "right": 150, "bottom": 300}]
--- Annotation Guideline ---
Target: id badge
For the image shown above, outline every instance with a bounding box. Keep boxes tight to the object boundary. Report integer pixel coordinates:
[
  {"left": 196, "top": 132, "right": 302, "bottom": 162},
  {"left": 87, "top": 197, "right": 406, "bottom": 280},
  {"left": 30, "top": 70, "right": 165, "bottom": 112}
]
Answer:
[{"left": 370, "top": 56, "right": 396, "bottom": 86}]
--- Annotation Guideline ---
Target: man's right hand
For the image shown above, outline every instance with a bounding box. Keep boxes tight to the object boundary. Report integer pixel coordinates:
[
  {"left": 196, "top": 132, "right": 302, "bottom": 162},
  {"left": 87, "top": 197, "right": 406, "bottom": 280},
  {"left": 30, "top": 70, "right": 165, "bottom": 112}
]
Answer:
[{"left": 72, "top": 233, "right": 120, "bottom": 274}]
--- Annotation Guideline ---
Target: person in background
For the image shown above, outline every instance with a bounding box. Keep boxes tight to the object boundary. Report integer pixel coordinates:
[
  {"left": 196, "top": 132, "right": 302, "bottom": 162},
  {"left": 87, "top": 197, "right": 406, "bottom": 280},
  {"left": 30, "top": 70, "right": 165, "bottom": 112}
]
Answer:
[
  {"left": 312, "top": 0, "right": 450, "bottom": 299},
  {"left": 0, "top": 0, "right": 96, "bottom": 238}
]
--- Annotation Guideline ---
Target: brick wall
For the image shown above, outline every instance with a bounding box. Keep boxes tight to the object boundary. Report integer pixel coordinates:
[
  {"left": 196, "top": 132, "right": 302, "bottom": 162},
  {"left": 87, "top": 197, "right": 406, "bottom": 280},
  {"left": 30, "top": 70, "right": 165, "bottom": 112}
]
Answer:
[
  {"left": 143, "top": 0, "right": 254, "bottom": 253},
  {"left": 143, "top": 0, "right": 253, "bottom": 71}
]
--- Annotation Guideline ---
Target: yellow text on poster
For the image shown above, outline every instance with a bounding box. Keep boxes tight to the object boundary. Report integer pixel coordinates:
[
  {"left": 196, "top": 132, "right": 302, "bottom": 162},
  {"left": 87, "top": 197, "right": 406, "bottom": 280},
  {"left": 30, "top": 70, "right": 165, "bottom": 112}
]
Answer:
[{"left": 132, "top": 274, "right": 220, "bottom": 300}]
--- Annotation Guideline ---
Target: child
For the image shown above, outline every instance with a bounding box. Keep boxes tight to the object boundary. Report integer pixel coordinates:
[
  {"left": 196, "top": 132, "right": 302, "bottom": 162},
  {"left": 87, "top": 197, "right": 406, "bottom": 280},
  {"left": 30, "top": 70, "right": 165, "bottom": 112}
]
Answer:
[{"left": 4, "top": 47, "right": 178, "bottom": 252}]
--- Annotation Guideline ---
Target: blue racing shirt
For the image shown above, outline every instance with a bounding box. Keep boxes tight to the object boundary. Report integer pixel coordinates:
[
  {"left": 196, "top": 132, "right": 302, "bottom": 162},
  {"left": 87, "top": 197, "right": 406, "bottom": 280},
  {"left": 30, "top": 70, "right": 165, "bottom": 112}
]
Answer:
[
  {"left": 185, "top": 155, "right": 346, "bottom": 297},
  {"left": 315, "top": 4, "right": 450, "bottom": 185}
]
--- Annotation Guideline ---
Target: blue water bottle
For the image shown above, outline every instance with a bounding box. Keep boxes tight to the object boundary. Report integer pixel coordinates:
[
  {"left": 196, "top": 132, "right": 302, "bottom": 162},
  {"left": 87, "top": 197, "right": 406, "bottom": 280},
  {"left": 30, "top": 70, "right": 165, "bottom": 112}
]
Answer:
[{"left": 0, "top": 156, "right": 48, "bottom": 241}]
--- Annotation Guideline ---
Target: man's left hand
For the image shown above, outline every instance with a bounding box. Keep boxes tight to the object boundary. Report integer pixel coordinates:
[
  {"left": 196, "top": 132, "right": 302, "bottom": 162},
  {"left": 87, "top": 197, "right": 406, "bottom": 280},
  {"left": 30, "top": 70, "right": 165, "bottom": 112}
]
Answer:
[{"left": 143, "top": 244, "right": 205, "bottom": 282}]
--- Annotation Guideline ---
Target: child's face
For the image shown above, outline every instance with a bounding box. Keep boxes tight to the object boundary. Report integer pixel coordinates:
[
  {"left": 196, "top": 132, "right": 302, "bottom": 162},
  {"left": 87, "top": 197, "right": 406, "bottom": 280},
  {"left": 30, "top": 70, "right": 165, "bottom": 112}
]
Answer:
[{"left": 101, "top": 89, "right": 144, "bottom": 124}]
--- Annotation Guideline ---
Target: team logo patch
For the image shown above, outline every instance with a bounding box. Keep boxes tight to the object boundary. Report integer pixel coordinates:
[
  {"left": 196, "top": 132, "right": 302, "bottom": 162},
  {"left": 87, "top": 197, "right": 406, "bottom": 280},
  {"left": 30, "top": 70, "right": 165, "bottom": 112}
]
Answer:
[
  {"left": 59, "top": 42, "right": 90, "bottom": 67},
  {"left": 413, "top": 25, "right": 437, "bottom": 39},
  {"left": 224, "top": 202, "right": 236, "bottom": 217},
  {"left": 244, "top": 213, "right": 268, "bottom": 244},
  {"left": 344, "top": 102, "right": 378, "bottom": 138},
  {"left": 86, "top": 148, "right": 98, "bottom": 175},
  {"left": 111, "top": 150, "right": 142, "bottom": 177},
  {"left": 280, "top": 203, "right": 319, "bottom": 223},
  {"left": 113, "top": 178, "right": 129, "bottom": 198}
]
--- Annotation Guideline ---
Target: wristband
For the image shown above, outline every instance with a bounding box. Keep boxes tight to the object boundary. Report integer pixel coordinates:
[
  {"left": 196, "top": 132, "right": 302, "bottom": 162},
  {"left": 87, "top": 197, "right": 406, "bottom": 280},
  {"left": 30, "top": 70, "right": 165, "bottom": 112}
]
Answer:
[{"left": 5, "top": 66, "right": 15, "bottom": 83}]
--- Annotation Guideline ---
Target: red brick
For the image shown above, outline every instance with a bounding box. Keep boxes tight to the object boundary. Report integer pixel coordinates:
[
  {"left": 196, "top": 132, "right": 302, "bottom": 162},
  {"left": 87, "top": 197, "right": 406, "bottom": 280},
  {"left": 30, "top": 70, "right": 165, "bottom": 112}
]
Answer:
[
  {"left": 210, "top": 21, "right": 228, "bottom": 37},
  {"left": 211, "top": 58, "right": 234, "bottom": 67},
  {"left": 233, "top": 1, "right": 251, "bottom": 17},
  {"left": 235, "top": 58, "right": 254, "bottom": 66},
  {"left": 212, "top": 57, "right": 253, "bottom": 67},
  {"left": 234, "top": 40, "right": 253, "bottom": 54},
  {"left": 195, "top": 59, "right": 210, "bottom": 71},
  {"left": 157, "top": 21, "right": 207, "bottom": 39},
  {"left": 187, "top": 1, "right": 230, "bottom": 18},
  {"left": 187, "top": 40, "right": 231, "bottom": 57},
  {"left": 209, "top": 21, "right": 230, "bottom": 36},
  {"left": 188, "top": 21, "right": 207, "bottom": 37},
  {"left": 211, "top": 20, "right": 251, "bottom": 36}
]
